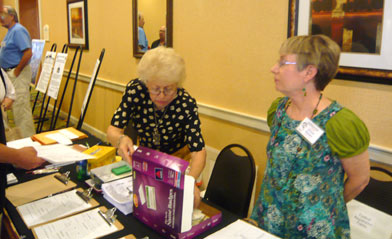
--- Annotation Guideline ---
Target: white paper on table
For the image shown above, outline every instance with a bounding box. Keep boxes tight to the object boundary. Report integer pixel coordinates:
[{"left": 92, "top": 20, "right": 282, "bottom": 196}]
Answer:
[
  {"left": 58, "top": 129, "right": 79, "bottom": 139},
  {"left": 205, "top": 219, "right": 281, "bottom": 239},
  {"left": 347, "top": 199, "right": 392, "bottom": 239},
  {"left": 32, "top": 207, "right": 118, "bottom": 239},
  {"left": 35, "top": 51, "right": 56, "bottom": 93},
  {"left": 33, "top": 144, "right": 94, "bottom": 164},
  {"left": 7, "top": 137, "right": 41, "bottom": 149},
  {"left": 6, "top": 173, "right": 18, "bottom": 185},
  {"left": 17, "top": 189, "right": 92, "bottom": 228},
  {"left": 47, "top": 53, "right": 68, "bottom": 99},
  {"left": 45, "top": 133, "right": 73, "bottom": 145}
]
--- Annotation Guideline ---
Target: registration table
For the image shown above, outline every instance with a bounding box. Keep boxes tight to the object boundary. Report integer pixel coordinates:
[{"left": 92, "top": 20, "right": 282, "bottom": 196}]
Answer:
[{"left": 4, "top": 136, "right": 239, "bottom": 239}]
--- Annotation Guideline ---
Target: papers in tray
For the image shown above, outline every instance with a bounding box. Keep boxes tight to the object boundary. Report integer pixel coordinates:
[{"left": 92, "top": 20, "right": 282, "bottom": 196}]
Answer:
[
  {"left": 347, "top": 199, "right": 392, "bottom": 239},
  {"left": 17, "top": 189, "right": 98, "bottom": 228},
  {"left": 102, "top": 177, "right": 133, "bottom": 215},
  {"left": 205, "top": 219, "right": 281, "bottom": 239},
  {"left": 33, "top": 144, "right": 94, "bottom": 165}
]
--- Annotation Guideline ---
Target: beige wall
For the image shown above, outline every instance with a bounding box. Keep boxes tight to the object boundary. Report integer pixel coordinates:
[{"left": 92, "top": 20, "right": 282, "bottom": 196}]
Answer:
[{"left": 1, "top": 0, "right": 392, "bottom": 198}]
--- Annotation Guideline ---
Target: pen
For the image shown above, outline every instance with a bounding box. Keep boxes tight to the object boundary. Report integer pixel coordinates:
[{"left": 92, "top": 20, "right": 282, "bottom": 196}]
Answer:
[{"left": 27, "top": 168, "right": 59, "bottom": 175}]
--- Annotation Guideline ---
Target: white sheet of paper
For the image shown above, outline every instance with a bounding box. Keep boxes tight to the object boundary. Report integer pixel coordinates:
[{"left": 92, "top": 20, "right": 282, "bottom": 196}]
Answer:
[
  {"left": 45, "top": 133, "right": 73, "bottom": 145},
  {"left": 205, "top": 219, "right": 281, "bottom": 239},
  {"left": 347, "top": 199, "right": 392, "bottom": 239},
  {"left": 7, "top": 137, "right": 41, "bottom": 149},
  {"left": 47, "top": 53, "right": 68, "bottom": 99},
  {"left": 36, "top": 51, "right": 56, "bottom": 93},
  {"left": 33, "top": 207, "right": 118, "bottom": 239},
  {"left": 6, "top": 173, "right": 18, "bottom": 185},
  {"left": 33, "top": 144, "right": 94, "bottom": 164},
  {"left": 17, "top": 189, "right": 92, "bottom": 228},
  {"left": 58, "top": 129, "right": 79, "bottom": 139}
]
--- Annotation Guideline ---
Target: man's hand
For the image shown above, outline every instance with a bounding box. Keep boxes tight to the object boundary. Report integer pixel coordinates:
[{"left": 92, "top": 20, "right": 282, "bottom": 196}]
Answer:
[
  {"left": 14, "top": 147, "right": 46, "bottom": 170},
  {"left": 2, "top": 97, "right": 14, "bottom": 110}
]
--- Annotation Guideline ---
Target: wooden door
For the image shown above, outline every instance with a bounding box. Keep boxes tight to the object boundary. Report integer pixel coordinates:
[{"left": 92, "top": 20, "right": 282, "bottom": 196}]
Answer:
[{"left": 19, "top": 0, "right": 40, "bottom": 39}]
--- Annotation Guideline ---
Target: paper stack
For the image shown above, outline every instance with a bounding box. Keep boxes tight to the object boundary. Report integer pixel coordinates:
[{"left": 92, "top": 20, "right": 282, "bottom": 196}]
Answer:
[{"left": 102, "top": 177, "right": 133, "bottom": 215}]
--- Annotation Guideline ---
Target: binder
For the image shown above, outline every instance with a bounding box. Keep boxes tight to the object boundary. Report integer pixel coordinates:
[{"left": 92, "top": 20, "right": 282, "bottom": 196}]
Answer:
[
  {"left": 31, "top": 127, "right": 87, "bottom": 145},
  {"left": 6, "top": 173, "right": 76, "bottom": 207},
  {"left": 16, "top": 188, "right": 99, "bottom": 228},
  {"left": 32, "top": 206, "right": 124, "bottom": 239}
]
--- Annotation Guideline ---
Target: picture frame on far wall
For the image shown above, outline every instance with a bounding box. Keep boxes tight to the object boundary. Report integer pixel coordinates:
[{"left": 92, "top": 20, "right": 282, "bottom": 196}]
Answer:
[
  {"left": 288, "top": 0, "right": 392, "bottom": 84},
  {"left": 66, "top": 0, "right": 89, "bottom": 50}
]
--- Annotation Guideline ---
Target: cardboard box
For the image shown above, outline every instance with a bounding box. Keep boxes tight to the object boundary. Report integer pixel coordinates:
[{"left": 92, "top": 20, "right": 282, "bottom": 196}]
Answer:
[
  {"left": 83, "top": 145, "right": 116, "bottom": 170},
  {"left": 132, "top": 147, "right": 221, "bottom": 239}
]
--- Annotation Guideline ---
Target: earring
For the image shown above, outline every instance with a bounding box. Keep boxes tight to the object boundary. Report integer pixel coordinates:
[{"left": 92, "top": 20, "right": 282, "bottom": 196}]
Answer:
[{"left": 302, "top": 88, "right": 307, "bottom": 96}]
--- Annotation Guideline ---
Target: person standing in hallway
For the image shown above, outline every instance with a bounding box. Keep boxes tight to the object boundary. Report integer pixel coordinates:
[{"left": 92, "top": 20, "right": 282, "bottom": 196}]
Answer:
[{"left": 0, "top": 6, "right": 35, "bottom": 138}]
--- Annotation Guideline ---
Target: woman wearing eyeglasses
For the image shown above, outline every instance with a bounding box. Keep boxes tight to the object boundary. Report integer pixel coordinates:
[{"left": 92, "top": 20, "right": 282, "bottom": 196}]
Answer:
[
  {"left": 250, "top": 35, "right": 370, "bottom": 238},
  {"left": 107, "top": 47, "right": 206, "bottom": 207}
]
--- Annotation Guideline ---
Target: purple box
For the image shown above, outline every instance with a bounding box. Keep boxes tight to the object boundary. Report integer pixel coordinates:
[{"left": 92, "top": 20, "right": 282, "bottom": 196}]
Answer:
[{"left": 132, "top": 147, "right": 222, "bottom": 239}]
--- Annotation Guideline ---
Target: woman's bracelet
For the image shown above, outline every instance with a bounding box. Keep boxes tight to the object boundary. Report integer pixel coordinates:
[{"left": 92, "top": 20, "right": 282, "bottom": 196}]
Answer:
[{"left": 117, "top": 134, "right": 126, "bottom": 148}]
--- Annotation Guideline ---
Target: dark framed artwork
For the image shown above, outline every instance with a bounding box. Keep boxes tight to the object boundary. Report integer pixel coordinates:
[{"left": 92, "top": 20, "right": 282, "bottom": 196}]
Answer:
[
  {"left": 66, "top": 0, "right": 89, "bottom": 50},
  {"left": 288, "top": 0, "right": 392, "bottom": 84}
]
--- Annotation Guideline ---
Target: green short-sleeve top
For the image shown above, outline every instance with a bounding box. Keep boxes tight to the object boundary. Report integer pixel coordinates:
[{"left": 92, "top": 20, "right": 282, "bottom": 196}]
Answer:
[{"left": 267, "top": 97, "right": 370, "bottom": 159}]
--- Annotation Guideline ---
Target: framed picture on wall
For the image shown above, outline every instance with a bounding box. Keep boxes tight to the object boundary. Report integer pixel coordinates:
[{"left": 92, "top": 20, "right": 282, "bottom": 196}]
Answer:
[
  {"left": 66, "top": 0, "right": 89, "bottom": 50},
  {"left": 288, "top": 0, "right": 392, "bottom": 84}
]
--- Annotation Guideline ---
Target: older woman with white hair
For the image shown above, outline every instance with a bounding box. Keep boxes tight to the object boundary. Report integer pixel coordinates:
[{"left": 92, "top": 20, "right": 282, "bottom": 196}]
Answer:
[{"left": 107, "top": 47, "right": 206, "bottom": 206}]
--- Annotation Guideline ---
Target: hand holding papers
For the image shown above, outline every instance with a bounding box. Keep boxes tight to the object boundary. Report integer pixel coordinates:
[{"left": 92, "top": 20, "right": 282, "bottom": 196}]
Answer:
[{"left": 33, "top": 144, "right": 94, "bottom": 166}]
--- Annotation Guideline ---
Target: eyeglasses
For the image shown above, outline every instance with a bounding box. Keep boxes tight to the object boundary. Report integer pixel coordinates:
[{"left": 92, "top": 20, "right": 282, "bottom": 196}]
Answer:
[
  {"left": 277, "top": 60, "right": 297, "bottom": 68},
  {"left": 148, "top": 86, "right": 177, "bottom": 96},
  {"left": 0, "top": 13, "right": 8, "bottom": 20}
]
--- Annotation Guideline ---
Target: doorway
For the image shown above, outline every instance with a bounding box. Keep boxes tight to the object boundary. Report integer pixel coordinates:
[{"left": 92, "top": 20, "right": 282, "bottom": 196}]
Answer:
[{"left": 18, "top": 0, "right": 40, "bottom": 39}]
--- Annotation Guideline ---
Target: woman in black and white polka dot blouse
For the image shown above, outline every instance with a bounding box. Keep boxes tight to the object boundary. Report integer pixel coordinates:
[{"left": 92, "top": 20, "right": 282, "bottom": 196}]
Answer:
[{"left": 107, "top": 47, "right": 206, "bottom": 207}]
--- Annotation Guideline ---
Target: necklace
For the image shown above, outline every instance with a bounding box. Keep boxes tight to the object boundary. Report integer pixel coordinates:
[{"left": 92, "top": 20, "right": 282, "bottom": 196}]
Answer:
[
  {"left": 286, "top": 93, "right": 323, "bottom": 119},
  {"left": 152, "top": 106, "right": 168, "bottom": 146}
]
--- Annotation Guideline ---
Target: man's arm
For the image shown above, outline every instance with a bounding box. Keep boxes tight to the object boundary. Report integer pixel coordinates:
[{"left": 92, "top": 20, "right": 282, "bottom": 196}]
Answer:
[
  {"left": 13, "top": 48, "right": 32, "bottom": 77},
  {"left": 0, "top": 144, "right": 45, "bottom": 170}
]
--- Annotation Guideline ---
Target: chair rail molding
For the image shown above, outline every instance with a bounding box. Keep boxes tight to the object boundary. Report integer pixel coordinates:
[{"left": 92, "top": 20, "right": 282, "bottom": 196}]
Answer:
[{"left": 62, "top": 71, "right": 392, "bottom": 166}]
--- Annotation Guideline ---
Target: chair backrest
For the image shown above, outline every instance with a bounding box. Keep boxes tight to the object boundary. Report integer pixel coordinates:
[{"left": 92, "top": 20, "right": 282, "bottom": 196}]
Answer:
[
  {"left": 204, "top": 144, "right": 256, "bottom": 218},
  {"left": 355, "top": 166, "right": 392, "bottom": 215}
]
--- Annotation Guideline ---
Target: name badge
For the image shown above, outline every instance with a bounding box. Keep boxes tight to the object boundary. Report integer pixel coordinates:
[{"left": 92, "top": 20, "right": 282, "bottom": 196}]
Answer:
[{"left": 295, "top": 117, "right": 324, "bottom": 145}]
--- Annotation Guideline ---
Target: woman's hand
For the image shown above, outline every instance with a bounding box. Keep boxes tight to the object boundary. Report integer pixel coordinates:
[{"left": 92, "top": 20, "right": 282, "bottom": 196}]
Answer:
[{"left": 117, "top": 135, "right": 135, "bottom": 165}]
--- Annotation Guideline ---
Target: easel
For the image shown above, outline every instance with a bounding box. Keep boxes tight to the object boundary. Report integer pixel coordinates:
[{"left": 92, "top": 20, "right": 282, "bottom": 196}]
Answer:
[
  {"left": 76, "top": 48, "right": 105, "bottom": 130},
  {"left": 52, "top": 46, "right": 83, "bottom": 130},
  {"left": 37, "top": 44, "right": 68, "bottom": 133}
]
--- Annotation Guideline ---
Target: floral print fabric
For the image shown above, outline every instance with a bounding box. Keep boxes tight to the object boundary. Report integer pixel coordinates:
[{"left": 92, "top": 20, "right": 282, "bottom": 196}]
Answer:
[{"left": 251, "top": 97, "right": 350, "bottom": 239}]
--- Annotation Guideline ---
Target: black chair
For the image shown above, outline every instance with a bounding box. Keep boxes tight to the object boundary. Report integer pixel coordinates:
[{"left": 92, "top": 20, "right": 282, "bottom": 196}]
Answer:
[
  {"left": 355, "top": 166, "right": 392, "bottom": 215},
  {"left": 204, "top": 144, "right": 256, "bottom": 218}
]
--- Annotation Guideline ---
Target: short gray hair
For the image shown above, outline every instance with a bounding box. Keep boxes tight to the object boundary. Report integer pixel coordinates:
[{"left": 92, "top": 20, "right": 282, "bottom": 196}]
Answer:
[
  {"left": 4, "top": 6, "right": 18, "bottom": 22},
  {"left": 138, "top": 47, "right": 186, "bottom": 86}
]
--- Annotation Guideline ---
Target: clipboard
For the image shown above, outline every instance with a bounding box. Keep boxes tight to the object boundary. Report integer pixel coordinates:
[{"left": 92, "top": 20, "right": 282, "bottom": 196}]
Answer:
[
  {"left": 16, "top": 188, "right": 99, "bottom": 228},
  {"left": 6, "top": 173, "right": 76, "bottom": 207},
  {"left": 32, "top": 206, "right": 124, "bottom": 239},
  {"left": 31, "top": 127, "right": 87, "bottom": 145}
]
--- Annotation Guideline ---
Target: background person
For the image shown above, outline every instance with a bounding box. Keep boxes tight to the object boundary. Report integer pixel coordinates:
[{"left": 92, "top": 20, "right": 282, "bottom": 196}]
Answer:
[
  {"left": 250, "top": 35, "right": 370, "bottom": 238},
  {"left": 0, "top": 6, "right": 35, "bottom": 138},
  {"left": 151, "top": 25, "right": 166, "bottom": 49},
  {"left": 107, "top": 47, "right": 206, "bottom": 208},
  {"left": 138, "top": 13, "right": 148, "bottom": 52}
]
